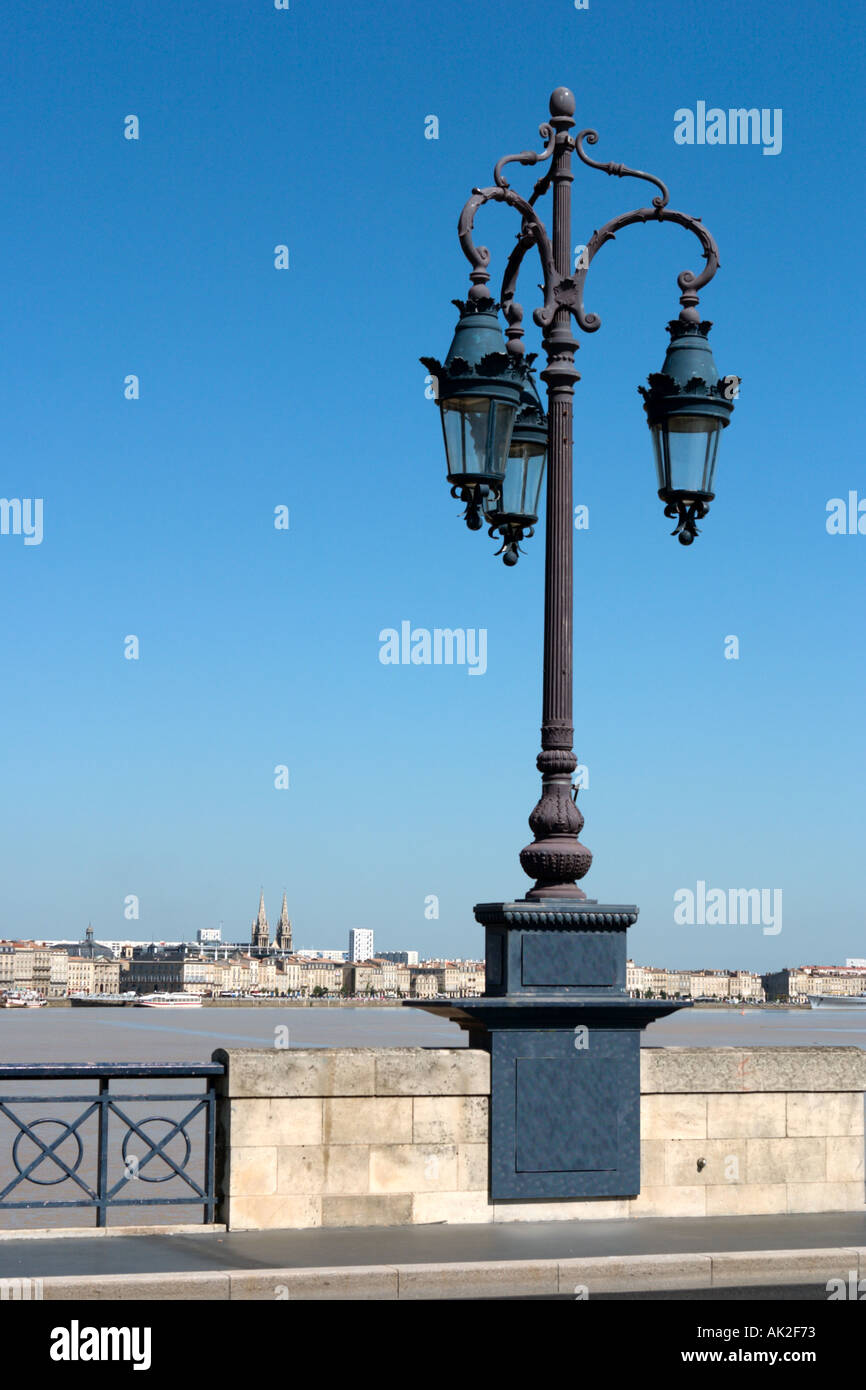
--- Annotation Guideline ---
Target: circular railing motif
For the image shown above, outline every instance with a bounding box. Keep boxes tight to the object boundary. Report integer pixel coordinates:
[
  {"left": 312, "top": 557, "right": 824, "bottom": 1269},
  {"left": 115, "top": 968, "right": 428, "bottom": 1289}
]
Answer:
[
  {"left": 12, "top": 1120, "right": 84, "bottom": 1186},
  {"left": 121, "top": 1116, "right": 191, "bottom": 1183}
]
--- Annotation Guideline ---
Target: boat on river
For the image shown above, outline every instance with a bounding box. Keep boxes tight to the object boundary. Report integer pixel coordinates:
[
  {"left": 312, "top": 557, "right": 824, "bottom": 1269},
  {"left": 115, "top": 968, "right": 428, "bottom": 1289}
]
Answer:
[
  {"left": 807, "top": 994, "right": 866, "bottom": 1009},
  {"left": 69, "top": 992, "right": 138, "bottom": 1007},
  {"left": 135, "top": 992, "right": 203, "bottom": 1008},
  {"left": 0, "top": 990, "right": 46, "bottom": 1008}
]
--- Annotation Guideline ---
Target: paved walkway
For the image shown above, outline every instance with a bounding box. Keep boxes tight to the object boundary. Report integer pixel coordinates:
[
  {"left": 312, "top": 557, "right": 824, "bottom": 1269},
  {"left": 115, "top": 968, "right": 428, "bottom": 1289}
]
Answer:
[
  {"left": 0, "top": 1211, "right": 864, "bottom": 1277},
  {"left": 0, "top": 1213, "right": 865, "bottom": 1298}
]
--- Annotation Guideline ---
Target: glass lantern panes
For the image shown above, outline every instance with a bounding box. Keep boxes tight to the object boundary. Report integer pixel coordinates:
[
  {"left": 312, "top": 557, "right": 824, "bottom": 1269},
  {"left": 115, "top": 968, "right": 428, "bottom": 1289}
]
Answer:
[
  {"left": 440, "top": 395, "right": 516, "bottom": 484},
  {"left": 651, "top": 414, "right": 722, "bottom": 497}
]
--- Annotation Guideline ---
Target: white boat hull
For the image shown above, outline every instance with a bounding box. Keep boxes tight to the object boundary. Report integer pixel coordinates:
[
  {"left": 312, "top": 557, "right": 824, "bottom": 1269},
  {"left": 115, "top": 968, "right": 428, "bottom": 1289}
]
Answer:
[
  {"left": 135, "top": 994, "right": 203, "bottom": 1008},
  {"left": 807, "top": 994, "right": 866, "bottom": 1009},
  {"left": 69, "top": 994, "right": 137, "bottom": 1007}
]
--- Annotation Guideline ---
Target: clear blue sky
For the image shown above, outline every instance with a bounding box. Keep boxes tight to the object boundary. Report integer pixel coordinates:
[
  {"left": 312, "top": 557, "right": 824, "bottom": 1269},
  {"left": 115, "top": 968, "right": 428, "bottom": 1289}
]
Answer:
[{"left": 0, "top": 0, "right": 863, "bottom": 972}]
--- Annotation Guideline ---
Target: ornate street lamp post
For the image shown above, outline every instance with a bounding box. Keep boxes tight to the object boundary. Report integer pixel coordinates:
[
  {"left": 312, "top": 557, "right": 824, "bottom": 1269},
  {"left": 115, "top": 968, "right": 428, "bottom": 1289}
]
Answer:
[{"left": 411, "top": 88, "right": 738, "bottom": 1202}]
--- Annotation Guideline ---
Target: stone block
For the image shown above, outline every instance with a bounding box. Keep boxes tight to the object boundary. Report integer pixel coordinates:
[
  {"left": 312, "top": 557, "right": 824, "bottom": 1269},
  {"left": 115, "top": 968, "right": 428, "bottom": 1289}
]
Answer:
[
  {"left": 228, "top": 1146, "right": 277, "bottom": 1197},
  {"left": 322, "top": 1097, "right": 412, "bottom": 1145},
  {"left": 42, "top": 1272, "right": 230, "bottom": 1300},
  {"left": 559, "top": 1254, "right": 712, "bottom": 1294},
  {"left": 785, "top": 1182, "right": 866, "bottom": 1214},
  {"left": 642, "top": 1094, "right": 706, "bottom": 1140},
  {"left": 214, "top": 1048, "right": 378, "bottom": 1098},
  {"left": 826, "top": 1136, "right": 865, "bottom": 1184},
  {"left": 707, "top": 1093, "right": 786, "bottom": 1138},
  {"left": 640, "top": 1140, "right": 666, "bottom": 1187},
  {"left": 375, "top": 1049, "right": 490, "bottom": 1096},
  {"left": 276, "top": 1146, "right": 325, "bottom": 1194},
  {"left": 229, "top": 1098, "right": 322, "bottom": 1147},
  {"left": 641, "top": 1046, "right": 866, "bottom": 1095},
  {"left": 228, "top": 1266, "right": 398, "bottom": 1300},
  {"left": 321, "top": 1194, "right": 412, "bottom": 1227},
  {"left": 227, "top": 1194, "right": 321, "bottom": 1230},
  {"left": 457, "top": 1143, "right": 488, "bottom": 1191},
  {"left": 665, "top": 1139, "right": 747, "bottom": 1187},
  {"left": 752, "top": 1050, "right": 866, "bottom": 1094},
  {"left": 641, "top": 1048, "right": 750, "bottom": 1094},
  {"left": 321, "top": 1145, "right": 371, "bottom": 1195},
  {"left": 369, "top": 1144, "right": 457, "bottom": 1194},
  {"left": 412, "top": 1190, "right": 493, "bottom": 1224},
  {"left": 628, "top": 1185, "right": 706, "bottom": 1217},
  {"left": 787, "top": 1092, "right": 864, "bottom": 1138},
  {"left": 704, "top": 1183, "right": 787, "bottom": 1216},
  {"left": 746, "top": 1137, "right": 826, "bottom": 1184},
  {"left": 396, "top": 1260, "right": 557, "bottom": 1299},
  {"left": 412, "top": 1096, "right": 488, "bottom": 1144},
  {"left": 493, "top": 1197, "right": 631, "bottom": 1222},
  {"left": 712, "top": 1248, "right": 861, "bottom": 1288}
]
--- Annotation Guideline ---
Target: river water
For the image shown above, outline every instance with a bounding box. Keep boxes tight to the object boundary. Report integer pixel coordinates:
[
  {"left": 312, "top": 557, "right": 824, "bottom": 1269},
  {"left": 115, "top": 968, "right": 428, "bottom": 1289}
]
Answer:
[{"left": 2, "top": 1003, "right": 866, "bottom": 1062}]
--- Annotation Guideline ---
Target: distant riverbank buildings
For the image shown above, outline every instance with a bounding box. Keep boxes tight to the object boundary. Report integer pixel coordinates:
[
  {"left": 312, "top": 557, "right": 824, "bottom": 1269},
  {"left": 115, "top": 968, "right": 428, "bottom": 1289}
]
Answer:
[
  {"left": 762, "top": 963, "right": 866, "bottom": 1004},
  {"left": 1, "top": 894, "right": 484, "bottom": 999},
  {"left": 628, "top": 960, "right": 866, "bottom": 1003},
  {"left": 626, "top": 961, "right": 766, "bottom": 1002},
  {"left": 10, "top": 904, "right": 862, "bottom": 1004}
]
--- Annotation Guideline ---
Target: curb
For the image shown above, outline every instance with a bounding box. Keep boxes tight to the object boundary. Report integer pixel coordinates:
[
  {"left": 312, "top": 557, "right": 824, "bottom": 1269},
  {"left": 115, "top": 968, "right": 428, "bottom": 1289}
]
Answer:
[
  {"left": 0, "top": 1224, "right": 227, "bottom": 1243},
  {"left": 31, "top": 1246, "right": 866, "bottom": 1300}
]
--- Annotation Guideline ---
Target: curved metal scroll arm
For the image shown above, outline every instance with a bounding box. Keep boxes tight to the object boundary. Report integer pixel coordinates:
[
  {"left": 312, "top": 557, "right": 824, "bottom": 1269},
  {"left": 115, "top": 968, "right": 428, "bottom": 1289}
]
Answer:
[
  {"left": 453, "top": 122, "right": 568, "bottom": 355},
  {"left": 493, "top": 122, "right": 557, "bottom": 191},
  {"left": 575, "top": 129, "right": 671, "bottom": 210},
  {"left": 457, "top": 181, "right": 559, "bottom": 352},
  {"left": 499, "top": 227, "right": 545, "bottom": 357},
  {"left": 569, "top": 129, "right": 721, "bottom": 333}
]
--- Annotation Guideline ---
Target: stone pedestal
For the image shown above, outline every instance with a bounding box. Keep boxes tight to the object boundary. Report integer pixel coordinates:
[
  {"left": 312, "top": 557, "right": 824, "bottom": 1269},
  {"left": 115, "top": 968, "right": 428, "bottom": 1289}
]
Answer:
[{"left": 406, "top": 899, "right": 689, "bottom": 1200}]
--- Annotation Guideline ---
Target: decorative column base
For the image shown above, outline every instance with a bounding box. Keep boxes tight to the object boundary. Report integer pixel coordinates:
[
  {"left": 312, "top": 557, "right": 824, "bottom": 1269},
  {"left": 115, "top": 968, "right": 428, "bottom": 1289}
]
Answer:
[{"left": 405, "top": 898, "right": 689, "bottom": 1200}]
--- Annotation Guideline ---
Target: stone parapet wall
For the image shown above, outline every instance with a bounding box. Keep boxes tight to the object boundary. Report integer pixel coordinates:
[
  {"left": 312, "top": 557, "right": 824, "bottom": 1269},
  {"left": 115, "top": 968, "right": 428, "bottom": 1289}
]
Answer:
[
  {"left": 639, "top": 1048, "right": 866, "bottom": 1219},
  {"left": 213, "top": 1046, "right": 866, "bottom": 1230}
]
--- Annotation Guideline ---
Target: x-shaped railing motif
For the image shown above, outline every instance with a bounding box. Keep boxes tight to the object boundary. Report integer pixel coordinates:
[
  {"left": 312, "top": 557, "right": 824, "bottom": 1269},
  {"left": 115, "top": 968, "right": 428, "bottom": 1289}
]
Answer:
[{"left": 0, "top": 1099, "right": 98, "bottom": 1200}]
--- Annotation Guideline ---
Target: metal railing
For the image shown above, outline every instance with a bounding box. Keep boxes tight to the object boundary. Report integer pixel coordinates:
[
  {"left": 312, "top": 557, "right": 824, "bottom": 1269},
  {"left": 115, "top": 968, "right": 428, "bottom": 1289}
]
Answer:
[{"left": 0, "top": 1063, "right": 224, "bottom": 1227}]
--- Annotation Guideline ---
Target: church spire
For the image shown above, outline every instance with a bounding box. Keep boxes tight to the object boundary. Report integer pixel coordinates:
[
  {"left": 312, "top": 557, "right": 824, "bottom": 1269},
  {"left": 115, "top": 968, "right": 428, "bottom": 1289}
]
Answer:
[
  {"left": 276, "top": 891, "right": 292, "bottom": 953},
  {"left": 251, "top": 891, "right": 270, "bottom": 951}
]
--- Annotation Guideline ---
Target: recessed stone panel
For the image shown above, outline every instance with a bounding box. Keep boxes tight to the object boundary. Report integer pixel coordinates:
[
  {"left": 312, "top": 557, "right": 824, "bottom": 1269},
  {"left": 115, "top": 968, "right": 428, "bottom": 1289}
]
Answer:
[{"left": 521, "top": 932, "right": 619, "bottom": 988}]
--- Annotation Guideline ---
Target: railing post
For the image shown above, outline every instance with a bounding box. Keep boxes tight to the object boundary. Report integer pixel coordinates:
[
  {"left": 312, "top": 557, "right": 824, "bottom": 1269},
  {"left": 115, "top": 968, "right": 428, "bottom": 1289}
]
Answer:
[
  {"left": 204, "top": 1075, "right": 216, "bottom": 1225},
  {"left": 95, "top": 1075, "right": 109, "bottom": 1228}
]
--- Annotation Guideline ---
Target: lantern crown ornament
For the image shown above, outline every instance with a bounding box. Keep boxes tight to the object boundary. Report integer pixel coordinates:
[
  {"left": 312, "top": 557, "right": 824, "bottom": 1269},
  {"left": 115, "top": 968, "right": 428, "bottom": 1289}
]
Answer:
[{"left": 639, "top": 315, "right": 738, "bottom": 544}]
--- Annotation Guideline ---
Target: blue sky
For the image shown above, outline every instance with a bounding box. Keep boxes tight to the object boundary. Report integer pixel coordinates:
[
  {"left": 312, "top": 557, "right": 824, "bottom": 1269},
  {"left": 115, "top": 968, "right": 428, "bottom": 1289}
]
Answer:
[{"left": 0, "top": 0, "right": 863, "bottom": 972}]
